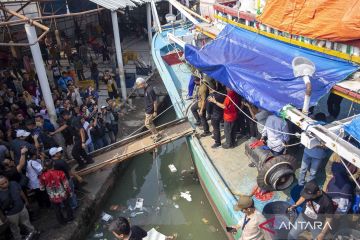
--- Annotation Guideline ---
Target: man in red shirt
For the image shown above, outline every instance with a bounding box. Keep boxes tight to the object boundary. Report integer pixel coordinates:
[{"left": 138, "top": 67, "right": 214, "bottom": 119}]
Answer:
[
  {"left": 39, "top": 159, "right": 74, "bottom": 224},
  {"left": 208, "top": 87, "right": 238, "bottom": 149}
]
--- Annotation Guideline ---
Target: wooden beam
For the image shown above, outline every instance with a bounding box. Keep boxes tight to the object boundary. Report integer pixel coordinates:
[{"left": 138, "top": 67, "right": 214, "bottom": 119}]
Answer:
[
  {"left": 76, "top": 119, "right": 194, "bottom": 176},
  {"left": 4, "top": 1, "right": 31, "bottom": 21}
]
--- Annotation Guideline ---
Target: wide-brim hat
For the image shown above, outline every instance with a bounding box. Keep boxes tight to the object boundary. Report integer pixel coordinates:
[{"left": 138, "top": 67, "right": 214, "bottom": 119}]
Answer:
[{"left": 234, "top": 196, "right": 254, "bottom": 211}]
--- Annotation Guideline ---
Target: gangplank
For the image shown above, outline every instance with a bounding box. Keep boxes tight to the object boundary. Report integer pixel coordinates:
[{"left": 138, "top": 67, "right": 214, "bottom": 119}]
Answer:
[{"left": 75, "top": 118, "right": 194, "bottom": 176}]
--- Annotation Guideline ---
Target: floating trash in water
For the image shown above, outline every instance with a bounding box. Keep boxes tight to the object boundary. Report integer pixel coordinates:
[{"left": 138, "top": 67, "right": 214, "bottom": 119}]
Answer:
[
  {"left": 202, "top": 218, "right": 209, "bottom": 224},
  {"left": 94, "top": 224, "right": 100, "bottom": 231},
  {"left": 208, "top": 225, "right": 217, "bottom": 233},
  {"left": 168, "top": 164, "right": 177, "bottom": 172},
  {"left": 109, "top": 205, "right": 121, "bottom": 211},
  {"left": 180, "top": 191, "right": 192, "bottom": 202},
  {"left": 93, "top": 232, "right": 104, "bottom": 238},
  {"left": 174, "top": 204, "right": 179, "bottom": 209},
  {"left": 144, "top": 228, "right": 166, "bottom": 240},
  {"left": 130, "top": 211, "right": 144, "bottom": 218},
  {"left": 101, "top": 212, "right": 113, "bottom": 222},
  {"left": 135, "top": 198, "right": 144, "bottom": 210},
  {"left": 133, "top": 186, "right": 138, "bottom": 190}
]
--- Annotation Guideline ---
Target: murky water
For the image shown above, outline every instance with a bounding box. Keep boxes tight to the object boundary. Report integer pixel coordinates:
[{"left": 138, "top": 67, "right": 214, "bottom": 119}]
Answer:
[{"left": 87, "top": 137, "right": 226, "bottom": 240}]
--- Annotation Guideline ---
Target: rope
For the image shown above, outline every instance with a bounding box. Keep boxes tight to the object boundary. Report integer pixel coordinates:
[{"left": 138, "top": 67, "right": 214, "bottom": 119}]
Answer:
[{"left": 202, "top": 81, "right": 300, "bottom": 137}]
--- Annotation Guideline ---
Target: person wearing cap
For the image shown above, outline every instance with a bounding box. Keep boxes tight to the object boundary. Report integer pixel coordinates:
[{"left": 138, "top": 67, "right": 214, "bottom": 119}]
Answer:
[
  {"left": 49, "top": 146, "right": 83, "bottom": 209},
  {"left": 231, "top": 195, "right": 272, "bottom": 240},
  {"left": 109, "top": 216, "right": 147, "bottom": 240},
  {"left": 9, "top": 129, "right": 36, "bottom": 165},
  {"left": 288, "top": 180, "right": 335, "bottom": 240},
  {"left": 39, "top": 159, "right": 74, "bottom": 224},
  {"left": 136, "top": 77, "right": 162, "bottom": 142}
]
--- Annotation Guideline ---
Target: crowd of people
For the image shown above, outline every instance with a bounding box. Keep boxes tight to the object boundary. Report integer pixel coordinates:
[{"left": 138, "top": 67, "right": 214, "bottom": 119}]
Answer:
[
  {"left": 0, "top": 28, "right": 128, "bottom": 239},
  {"left": 188, "top": 73, "right": 360, "bottom": 239}
]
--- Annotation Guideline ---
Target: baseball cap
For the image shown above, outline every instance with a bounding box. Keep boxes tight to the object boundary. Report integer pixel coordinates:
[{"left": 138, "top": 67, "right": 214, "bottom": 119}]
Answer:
[
  {"left": 300, "top": 180, "right": 320, "bottom": 200},
  {"left": 16, "top": 129, "right": 31, "bottom": 138},
  {"left": 135, "top": 77, "right": 145, "bottom": 85},
  {"left": 234, "top": 196, "right": 254, "bottom": 211},
  {"left": 49, "top": 147, "right": 63, "bottom": 156},
  {"left": 101, "top": 105, "right": 107, "bottom": 109}
]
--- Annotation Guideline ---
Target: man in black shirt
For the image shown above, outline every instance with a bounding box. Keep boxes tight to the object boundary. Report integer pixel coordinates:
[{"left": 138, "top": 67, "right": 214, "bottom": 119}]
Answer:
[
  {"left": 51, "top": 111, "right": 93, "bottom": 170},
  {"left": 109, "top": 216, "right": 147, "bottom": 240},
  {"left": 207, "top": 86, "right": 225, "bottom": 148},
  {"left": 288, "top": 180, "right": 335, "bottom": 240},
  {"left": 136, "top": 78, "right": 162, "bottom": 142},
  {"left": 0, "top": 175, "right": 36, "bottom": 240}
]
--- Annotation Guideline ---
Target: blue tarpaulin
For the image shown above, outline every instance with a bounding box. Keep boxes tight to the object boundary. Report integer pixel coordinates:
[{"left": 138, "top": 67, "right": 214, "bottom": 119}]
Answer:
[
  {"left": 185, "top": 24, "right": 359, "bottom": 114},
  {"left": 345, "top": 116, "right": 360, "bottom": 143}
]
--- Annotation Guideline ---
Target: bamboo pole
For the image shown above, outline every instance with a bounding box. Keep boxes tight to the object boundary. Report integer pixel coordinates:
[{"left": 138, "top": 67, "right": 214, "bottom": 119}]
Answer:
[{"left": 0, "top": 8, "right": 105, "bottom": 27}]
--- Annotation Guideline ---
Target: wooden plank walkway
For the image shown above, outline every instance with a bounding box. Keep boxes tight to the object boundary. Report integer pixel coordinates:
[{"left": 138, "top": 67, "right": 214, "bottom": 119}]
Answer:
[{"left": 75, "top": 118, "right": 194, "bottom": 176}]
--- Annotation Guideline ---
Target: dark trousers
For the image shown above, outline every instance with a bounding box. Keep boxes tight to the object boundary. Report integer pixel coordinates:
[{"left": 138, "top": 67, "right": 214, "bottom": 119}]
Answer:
[
  {"left": 327, "top": 92, "right": 343, "bottom": 119},
  {"left": 53, "top": 198, "right": 74, "bottom": 224},
  {"left": 191, "top": 102, "right": 209, "bottom": 132},
  {"left": 72, "top": 143, "right": 92, "bottom": 166},
  {"left": 224, "top": 120, "right": 236, "bottom": 146},
  {"left": 76, "top": 69, "right": 85, "bottom": 81},
  {"left": 34, "top": 189, "right": 51, "bottom": 208},
  {"left": 211, "top": 118, "right": 222, "bottom": 144}
]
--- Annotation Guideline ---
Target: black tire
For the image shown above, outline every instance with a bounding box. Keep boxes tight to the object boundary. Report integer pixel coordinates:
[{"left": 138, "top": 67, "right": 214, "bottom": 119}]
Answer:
[{"left": 257, "top": 154, "right": 297, "bottom": 191}]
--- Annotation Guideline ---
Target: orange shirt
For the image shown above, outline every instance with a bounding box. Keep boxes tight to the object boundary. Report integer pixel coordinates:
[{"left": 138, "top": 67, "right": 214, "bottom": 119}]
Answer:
[{"left": 223, "top": 90, "right": 238, "bottom": 122}]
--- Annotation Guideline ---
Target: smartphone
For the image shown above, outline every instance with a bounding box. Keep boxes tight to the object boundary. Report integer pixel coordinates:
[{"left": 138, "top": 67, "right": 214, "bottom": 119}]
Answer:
[{"left": 226, "top": 226, "right": 237, "bottom": 233}]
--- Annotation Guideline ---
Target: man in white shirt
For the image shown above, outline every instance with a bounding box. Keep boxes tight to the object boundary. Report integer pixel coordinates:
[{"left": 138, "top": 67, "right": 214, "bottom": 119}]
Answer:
[{"left": 232, "top": 196, "right": 273, "bottom": 240}]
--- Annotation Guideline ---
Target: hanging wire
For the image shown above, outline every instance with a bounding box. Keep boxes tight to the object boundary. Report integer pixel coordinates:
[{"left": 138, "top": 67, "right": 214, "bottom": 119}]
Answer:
[{"left": 201, "top": 80, "right": 300, "bottom": 136}]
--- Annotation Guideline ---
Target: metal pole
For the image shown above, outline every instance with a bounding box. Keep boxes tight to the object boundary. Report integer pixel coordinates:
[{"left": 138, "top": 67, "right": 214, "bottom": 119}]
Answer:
[
  {"left": 111, "top": 11, "right": 127, "bottom": 101},
  {"left": 65, "top": 0, "right": 70, "bottom": 14},
  {"left": 146, "top": 3, "right": 152, "bottom": 47},
  {"left": 169, "top": 1, "right": 173, "bottom": 14},
  {"left": 24, "top": 24, "right": 57, "bottom": 124}
]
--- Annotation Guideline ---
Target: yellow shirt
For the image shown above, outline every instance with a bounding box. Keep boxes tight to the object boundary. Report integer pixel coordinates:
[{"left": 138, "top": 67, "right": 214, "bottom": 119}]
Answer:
[{"left": 197, "top": 83, "right": 208, "bottom": 109}]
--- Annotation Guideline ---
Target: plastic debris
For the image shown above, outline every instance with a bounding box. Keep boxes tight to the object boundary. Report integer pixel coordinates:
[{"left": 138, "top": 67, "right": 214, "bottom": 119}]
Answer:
[
  {"left": 109, "top": 205, "right": 120, "bottom": 211},
  {"left": 144, "top": 228, "right": 166, "bottom": 240},
  {"left": 209, "top": 225, "right": 217, "bottom": 232},
  {"left": 135, "top": 198, "right": 144, "bottom": 210},
  {"left": 180, "top": 191, "right": 192, "bottom": 202},
  {"left": 130, "top": 211, "right": 144, "bottom": 218},
  {"left": 94, "top": 232, "right": 104, "bottom": 238},
  {"left": 101, "top": 212, "right": 113, "bottom": 222},
  {"left": 174, "top": 204, "right": 179, "bottom": 209},
  {"left": 201, "top": 218, "right": 209, "bottom": 224},
  {"left": 168, "top": 164, "right": 177, "bottom": 172}
]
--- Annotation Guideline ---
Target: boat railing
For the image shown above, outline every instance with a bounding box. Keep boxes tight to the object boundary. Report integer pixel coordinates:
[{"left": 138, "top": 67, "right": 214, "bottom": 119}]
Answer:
[{"left": 212, "top": 2, "right": 360, "bottom": 64}]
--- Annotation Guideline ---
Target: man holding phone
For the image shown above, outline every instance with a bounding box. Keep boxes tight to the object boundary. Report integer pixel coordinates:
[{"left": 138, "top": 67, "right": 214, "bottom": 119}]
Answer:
[{"left": 229, "top": 196, "right": 272, "bottom": 240}]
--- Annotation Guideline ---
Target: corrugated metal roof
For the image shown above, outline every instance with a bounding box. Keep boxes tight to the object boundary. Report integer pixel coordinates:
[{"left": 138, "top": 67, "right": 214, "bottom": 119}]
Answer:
[{"left": 89, "top": 0, "right": 146, "bottom": 11}]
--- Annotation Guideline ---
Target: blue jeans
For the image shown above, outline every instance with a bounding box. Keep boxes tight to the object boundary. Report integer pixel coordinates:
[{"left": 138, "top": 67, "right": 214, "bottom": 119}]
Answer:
[
  {"left": 91, "top": 72, "right": 99, "bottom": 90},
  {"left": 298, "top": 151, "right": 323, "bottom": 186},
  {"left": 187, "top": 75, "right": 196, "bottom": 97},
  {"left": 288, "top": 213, "right": 322, "bottom": 239},
  {"left": 87, "top": 142, "right": 94, "bottom": 153},
  {"left": 69, "top": 178, "right": 78, "bottom": 209}
]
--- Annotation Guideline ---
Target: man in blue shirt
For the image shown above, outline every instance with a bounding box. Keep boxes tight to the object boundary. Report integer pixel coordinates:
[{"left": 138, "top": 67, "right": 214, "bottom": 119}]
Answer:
[{"left": 58, "top": 71, "right": 72, "bottom": 93}]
